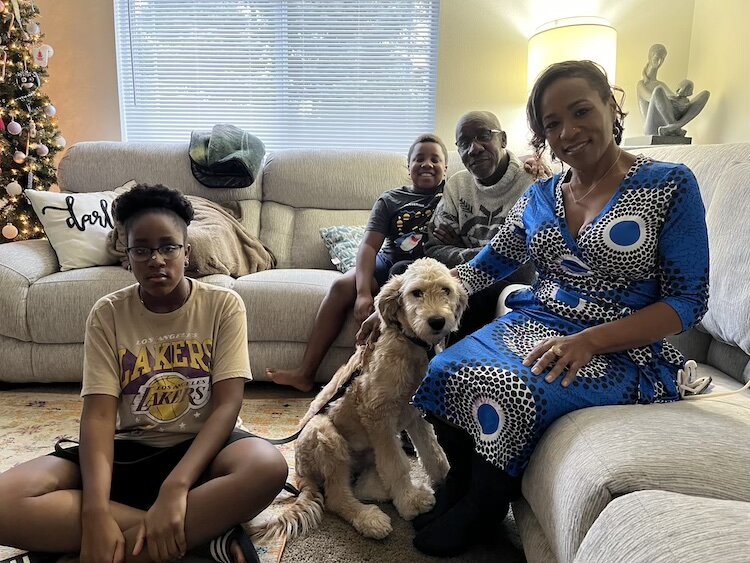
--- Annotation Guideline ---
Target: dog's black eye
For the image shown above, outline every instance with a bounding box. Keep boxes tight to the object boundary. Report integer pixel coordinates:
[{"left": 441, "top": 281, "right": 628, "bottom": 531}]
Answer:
[
  {"left": 442, "top": 287, "right": 452, "bottom": 296},
  {"left": 411, "top": 289, "right": 423, "bottom": 298}
]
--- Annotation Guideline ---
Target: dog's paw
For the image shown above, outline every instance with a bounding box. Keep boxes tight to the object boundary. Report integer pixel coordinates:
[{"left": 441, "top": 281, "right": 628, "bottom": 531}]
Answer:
[
  {"left": 393, "top": 484, "right": 436, "bottom": 521},
  {"left": 424, "top": 454, "right": 450, "bottom": 485},
  {"left": 351, "top": 505, "right": 393, "bottom": 539}
]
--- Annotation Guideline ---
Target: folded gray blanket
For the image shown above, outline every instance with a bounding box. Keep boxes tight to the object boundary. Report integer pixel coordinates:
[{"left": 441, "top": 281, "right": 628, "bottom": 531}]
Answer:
[{"left": 189, "top": 124, "right": 265, "bottom": 188}]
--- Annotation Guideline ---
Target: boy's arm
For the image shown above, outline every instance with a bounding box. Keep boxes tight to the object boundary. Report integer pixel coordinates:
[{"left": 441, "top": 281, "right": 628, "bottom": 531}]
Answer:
[{"left": 354, "top": 230, "right": 387, "bottom": 321}]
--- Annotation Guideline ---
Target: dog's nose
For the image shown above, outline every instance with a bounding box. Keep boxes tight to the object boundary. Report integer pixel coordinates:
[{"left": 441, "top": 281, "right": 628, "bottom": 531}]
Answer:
[{"left": 428, "top": 316, "right": 446, "bottom": 330}]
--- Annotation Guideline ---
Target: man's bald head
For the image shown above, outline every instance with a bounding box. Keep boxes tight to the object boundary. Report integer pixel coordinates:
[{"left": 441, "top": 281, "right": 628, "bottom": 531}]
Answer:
[
  {"left": 455, "top": 111, "right": 502, "bottom": 137},
  {"left": 455, "top": 111, "right": 508, "bottom": 185}
]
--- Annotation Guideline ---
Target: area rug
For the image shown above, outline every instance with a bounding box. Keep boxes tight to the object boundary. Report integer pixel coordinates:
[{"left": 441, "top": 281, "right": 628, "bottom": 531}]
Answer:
[
  {"left": 0, "top": 386, "right": 308, "bottom": 563},
  {"left": 0, "top": 386, "right": 525, "bottom": 563}
]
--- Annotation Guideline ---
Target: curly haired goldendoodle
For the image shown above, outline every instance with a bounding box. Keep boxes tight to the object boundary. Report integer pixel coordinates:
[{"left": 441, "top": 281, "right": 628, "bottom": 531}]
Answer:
[{"left": 253, "top": 258, "right": 468, "bottom": 541}]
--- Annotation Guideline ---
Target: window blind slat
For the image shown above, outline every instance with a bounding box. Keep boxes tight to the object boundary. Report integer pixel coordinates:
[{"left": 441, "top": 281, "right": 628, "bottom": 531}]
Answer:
[{"left": 114, "top": 0, "right": 439, "bottom": 150}]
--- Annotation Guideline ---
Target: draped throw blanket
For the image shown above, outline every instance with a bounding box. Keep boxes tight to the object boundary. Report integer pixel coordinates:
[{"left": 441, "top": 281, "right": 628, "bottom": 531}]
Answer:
[
  {"left": 189, "top": 124, "right": 265, "bottom": 188},
  {"left": 108, "top": 196, "right": 276, "bottom": 277}
]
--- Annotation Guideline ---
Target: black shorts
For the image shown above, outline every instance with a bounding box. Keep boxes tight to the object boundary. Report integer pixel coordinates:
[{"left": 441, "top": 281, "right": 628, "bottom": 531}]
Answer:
[{"left": 48, "top": 429, "right": 252, "bottom": 510}]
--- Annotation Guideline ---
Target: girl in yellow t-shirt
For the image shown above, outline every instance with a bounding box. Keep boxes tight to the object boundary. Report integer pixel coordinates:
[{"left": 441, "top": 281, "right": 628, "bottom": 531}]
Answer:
[{"left": 0, "top": 185, "right": 286, "bottom": 563}]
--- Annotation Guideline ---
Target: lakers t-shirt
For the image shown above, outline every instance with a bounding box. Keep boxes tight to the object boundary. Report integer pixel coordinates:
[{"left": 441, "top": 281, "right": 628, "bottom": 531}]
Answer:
[{"left": 82, "top": 280, "right": 251, "bottom": 447}]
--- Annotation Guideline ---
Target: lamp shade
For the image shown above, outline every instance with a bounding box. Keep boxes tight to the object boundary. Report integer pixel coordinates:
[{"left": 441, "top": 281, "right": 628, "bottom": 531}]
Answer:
[{"left": 528, "top": 17, "right": 617, "bottom": 90}]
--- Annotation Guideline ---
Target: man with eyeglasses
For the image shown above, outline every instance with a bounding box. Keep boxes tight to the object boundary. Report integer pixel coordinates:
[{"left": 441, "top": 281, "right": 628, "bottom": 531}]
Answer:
[{"left": 425, "top": 110, "right": 540, "bottom": 340}]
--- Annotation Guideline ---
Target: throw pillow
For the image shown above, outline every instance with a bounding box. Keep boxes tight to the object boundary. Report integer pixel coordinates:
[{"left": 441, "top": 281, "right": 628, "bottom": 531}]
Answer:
[
  {"left": 26, "top": 181, "right": 136, "bottom": 271},
  {"left": 320, "top": 225, "right": 366, "bottom": 273}
]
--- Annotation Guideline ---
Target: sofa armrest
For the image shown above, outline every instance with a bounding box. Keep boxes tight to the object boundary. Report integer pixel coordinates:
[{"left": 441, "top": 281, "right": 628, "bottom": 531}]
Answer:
[{"left": 0, "top": 239, "right": 60, "bottom": 340}]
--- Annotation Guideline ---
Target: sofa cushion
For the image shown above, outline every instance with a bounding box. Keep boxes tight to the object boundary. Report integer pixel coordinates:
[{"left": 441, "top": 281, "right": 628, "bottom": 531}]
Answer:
[
  {"left": 0, "top": 239, "right": 61, "bottom": 341},
  {"left": 57, "top": 141, "right": 262, "bottom": 204},
  {"left": 234, "top": 269, "right": 359, "bottom": 344},
  {"left": 27, "top": 266, "right": 134, "bottom": 343},
  {"left": 260, "top": 203, "right": 371, "bottom": 269},
  {"left": 699, "top": 163, "right": 750, "bottom": 358},
  {"left": 574, "top": 491, "right": 750, "bottom": 563},
  {"left": 521, "top": 366, "right": 750, "bottom": 563},
  {"left": 639, "top": 143, "right": 750, "bottom": 208}
]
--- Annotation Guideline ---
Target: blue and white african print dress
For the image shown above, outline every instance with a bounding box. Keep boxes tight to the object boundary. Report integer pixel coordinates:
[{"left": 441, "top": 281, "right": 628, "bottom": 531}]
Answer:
[{"left": 413, "top": 157, "right": 709, "bottom": 476}]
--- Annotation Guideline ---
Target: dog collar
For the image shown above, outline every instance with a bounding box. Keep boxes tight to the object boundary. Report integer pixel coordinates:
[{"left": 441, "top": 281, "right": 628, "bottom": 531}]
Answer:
[{"left": 402, "top": 332, "right": 437, "bottom": 360}]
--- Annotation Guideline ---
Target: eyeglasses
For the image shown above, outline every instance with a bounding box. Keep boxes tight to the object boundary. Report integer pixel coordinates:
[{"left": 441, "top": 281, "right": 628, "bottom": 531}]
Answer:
[
  {"left": 126, "top": 244, "right": 184, "bottom": 262},
  {"left": 455, "top": 129, "right": 502, "bottom": 152}
]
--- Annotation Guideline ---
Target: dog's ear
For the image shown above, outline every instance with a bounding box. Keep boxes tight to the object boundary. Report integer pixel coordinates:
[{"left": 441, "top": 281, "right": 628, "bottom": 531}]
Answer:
[
  {"left": 455, "top": 282, "right": 469, "bottom": 325},
  {"left": 376, "top": 274, "right": 404, "bottom": 326}
]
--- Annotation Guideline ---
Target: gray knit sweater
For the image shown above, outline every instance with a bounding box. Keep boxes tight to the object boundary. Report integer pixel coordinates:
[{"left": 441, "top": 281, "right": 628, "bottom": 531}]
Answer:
[{"left": 425, "top": 151, "right": 534, "bottom": 267}]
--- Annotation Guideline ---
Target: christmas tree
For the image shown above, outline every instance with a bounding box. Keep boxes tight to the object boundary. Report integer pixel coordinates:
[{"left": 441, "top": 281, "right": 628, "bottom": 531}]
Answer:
[{"left": 0, "top": 0, "right": 65, "bottom": 242}]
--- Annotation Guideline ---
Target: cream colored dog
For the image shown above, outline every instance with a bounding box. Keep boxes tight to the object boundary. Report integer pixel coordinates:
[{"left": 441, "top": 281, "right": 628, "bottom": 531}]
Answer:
[{"left": 253, "top": 258, "right": 468, "bottom": 541}]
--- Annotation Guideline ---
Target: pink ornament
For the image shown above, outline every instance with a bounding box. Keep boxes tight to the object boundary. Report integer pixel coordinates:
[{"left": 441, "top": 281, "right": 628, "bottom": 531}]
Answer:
[
  {"left": 13, "top": 151, "right": 26, "bottom": 164},
  {"left": 36, "top": 144, "right": 49, "bottom": 157},
  {"left": 0, "top": 2, "right": 5, "bottom": 12},
  {"left": 2, "top": 224, "right": 19, "bottom": 240},
  {"left": 5, "top": 181, "right": 22, "bottom": 196},
  {"left": 49, "top": 184, "right": 61, "bottom": 193},
  {"left": 7, "top": 120, "right": 22, "bottom": 135},
  {"left": 53, "top": 135, "right": 66, "bottom": 148},
  {"left": 44, "top": 105, "right": 56, "bottom": 117}
]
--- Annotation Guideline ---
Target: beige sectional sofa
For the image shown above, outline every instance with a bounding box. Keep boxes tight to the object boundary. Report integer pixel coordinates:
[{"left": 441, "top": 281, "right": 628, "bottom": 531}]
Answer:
[{"left": 0, "top": 141, "right": 748, "bottom": 562}]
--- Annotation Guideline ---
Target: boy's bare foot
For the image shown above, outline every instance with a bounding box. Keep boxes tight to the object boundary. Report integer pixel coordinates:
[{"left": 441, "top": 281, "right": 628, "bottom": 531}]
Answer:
[{"left": 266, "top": 367, "right": 315, "bottom": 392}]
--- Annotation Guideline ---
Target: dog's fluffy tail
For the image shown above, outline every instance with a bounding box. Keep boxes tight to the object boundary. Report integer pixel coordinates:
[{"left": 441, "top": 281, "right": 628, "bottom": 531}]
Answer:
[{"left": 250, "top": 475, "right": 325, "bottom": 543}]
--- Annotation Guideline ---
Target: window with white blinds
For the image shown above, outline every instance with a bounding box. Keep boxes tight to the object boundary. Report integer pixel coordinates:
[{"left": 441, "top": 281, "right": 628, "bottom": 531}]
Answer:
[{"left": 113, "top": 0, "right": 440, "bottom": 152}]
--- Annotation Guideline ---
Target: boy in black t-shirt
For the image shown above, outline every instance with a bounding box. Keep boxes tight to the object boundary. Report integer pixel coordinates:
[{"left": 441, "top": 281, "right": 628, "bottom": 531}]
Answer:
[{"left": 267, "top": 133, "right": 448, "bottom": 391}]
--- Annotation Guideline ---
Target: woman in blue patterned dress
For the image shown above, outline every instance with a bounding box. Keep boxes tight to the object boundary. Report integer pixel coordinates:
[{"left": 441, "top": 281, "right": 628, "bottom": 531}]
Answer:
[{"left": 410, "top": 61, "right": 710, "bottom": 556}]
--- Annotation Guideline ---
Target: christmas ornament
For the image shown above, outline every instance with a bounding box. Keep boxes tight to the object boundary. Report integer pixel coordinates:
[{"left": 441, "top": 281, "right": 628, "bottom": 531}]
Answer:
[
  {"left": 28, "top": 120, "right": 36, "bottom": 137},
  {"left": 7, "top": 119, "right": 21, "bottom": 135},
  {"left": 13, "top": 150, "right": 26, "bottom": 163},
  {"left": 0, "top": 2, "right": 5, "bottom": 13},
  {"left": 53, "top": 134, "right": 66, "bottom": 147},
  {"left": 43, "top": 104, "right": 55, "bottom": 116},
  {"left": 16, "top": 69, "right": 40, "bottom": 90},
  {"left": 2, "top": 224, "right": 19, "bottom": 240},
  {"left": 49, "top": 184, "right": 60, "bottom": 193},
  {"left": 29, "top": 43, "right": 53, "bottom": 67},
  {"left": 35, "top": 143, "right": 48, "bottom": 156},
  {"left": 5, "top": 181, "right": 22, "bottom": 196},
  {"left": 26, "top": 22, "right": 40, "bottom": 36}
]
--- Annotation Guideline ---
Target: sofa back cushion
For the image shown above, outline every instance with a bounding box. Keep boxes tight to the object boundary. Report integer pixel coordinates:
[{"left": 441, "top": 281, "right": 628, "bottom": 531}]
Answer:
[
  {"left": 700, "top": 163, "right": 750, "bottom": 357},
  {"left": 638, "top": 145, "right": 750, "bottom": 384},
  {"left": 637, "top": 142, "right": 750, "bottom": 208},
  {"left": 57, "top": 141, "right": 263, "bottom": 237},
  {"left": 259, "top": 149, "right": 410, "bottom": 268}
]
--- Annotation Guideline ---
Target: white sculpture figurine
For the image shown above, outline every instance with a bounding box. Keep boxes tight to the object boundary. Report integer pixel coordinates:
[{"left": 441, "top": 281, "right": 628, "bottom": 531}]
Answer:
[{"left": 636, "top": 43, "right": 710, "bottom": 137}]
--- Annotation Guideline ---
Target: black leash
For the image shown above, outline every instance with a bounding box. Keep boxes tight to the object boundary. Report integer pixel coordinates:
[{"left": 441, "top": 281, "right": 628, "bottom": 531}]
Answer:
[{"left": 245, "top": 365, "right": 365, "bottom": 446}]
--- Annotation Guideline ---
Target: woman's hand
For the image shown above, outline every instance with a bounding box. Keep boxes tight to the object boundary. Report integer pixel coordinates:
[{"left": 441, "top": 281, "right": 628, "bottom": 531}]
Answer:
[
  {"left": 356, "top": 311, "right": 381, "bottom": 345},
  {"left": 133, "top": 484, "right": 188, "bottom": 562},
  {"left": 81, "top": 510, "right": 125, "bottom": 563},
  {"left": 523, "top": 332, "right": 598, "bottom": 388},
  {"left": 354, "top": 293, "right": 375, "bottom": 323}
]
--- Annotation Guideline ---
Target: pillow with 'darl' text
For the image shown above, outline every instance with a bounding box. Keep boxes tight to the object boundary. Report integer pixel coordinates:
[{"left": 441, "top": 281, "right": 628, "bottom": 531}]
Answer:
[{"left": 25, "top": 180, "right": 136, "bottom": 271}]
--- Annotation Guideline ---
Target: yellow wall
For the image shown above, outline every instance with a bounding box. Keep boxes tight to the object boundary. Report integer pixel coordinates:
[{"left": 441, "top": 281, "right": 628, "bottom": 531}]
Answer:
[
  {"left": 687, "top": 0, "right": 750, "bottom": 143},
  {"left": 35, "top": 0, "right": 746, "bottom": 151}
]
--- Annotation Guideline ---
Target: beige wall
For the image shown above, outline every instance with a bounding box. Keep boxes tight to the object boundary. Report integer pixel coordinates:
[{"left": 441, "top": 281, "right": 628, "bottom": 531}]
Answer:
[
  {"left": 37, "top": 0, "right": 121, "bottom": 147},
  {"left": 687, "top": 0, "right": 750, "bottom": 144},
  {"left": 36, "top": 0, "right": 745, "bottom": 152}
]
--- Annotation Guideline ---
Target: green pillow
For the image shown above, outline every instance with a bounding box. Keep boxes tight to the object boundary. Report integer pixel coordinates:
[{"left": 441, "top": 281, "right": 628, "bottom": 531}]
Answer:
[{"left": 320, "top": 225, "right": 366, "bottom": 273}]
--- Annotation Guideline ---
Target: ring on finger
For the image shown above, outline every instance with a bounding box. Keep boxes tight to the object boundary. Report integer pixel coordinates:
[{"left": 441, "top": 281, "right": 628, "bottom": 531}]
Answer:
[{"left": 551, "top": 344, "right": 564, "bottom": 356}]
